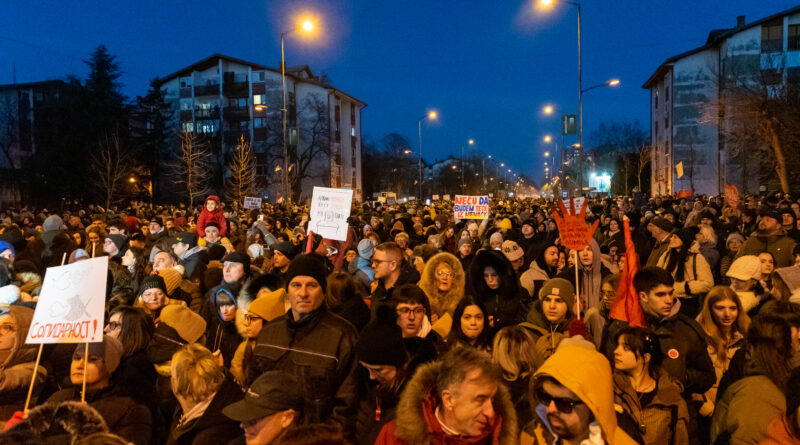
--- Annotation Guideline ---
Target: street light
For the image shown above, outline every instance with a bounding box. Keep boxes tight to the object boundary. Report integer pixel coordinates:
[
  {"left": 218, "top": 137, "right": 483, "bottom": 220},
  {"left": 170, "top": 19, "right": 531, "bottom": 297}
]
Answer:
[
  {"left": 581, "top": 78, "right": 621, "bottom": 94},
  {"left": 417, "top": 110, "right": 439, "bottom": 200},
  {"left": 280, "top": 17, "right": 316, "bottom": 206}
]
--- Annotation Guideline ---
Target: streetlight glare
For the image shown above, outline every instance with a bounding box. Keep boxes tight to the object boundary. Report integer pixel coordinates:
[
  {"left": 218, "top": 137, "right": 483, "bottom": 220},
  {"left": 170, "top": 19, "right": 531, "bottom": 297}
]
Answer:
[
  {"left": 607, "top": 79, "right": 620, "bottom": 86},
  {"left": 500, "top": 163, "right": 505, "bottom": 167},
  {"left": 540, "top": 0, "right": 554, "bottom": 5},
  {"left": 403, "top": 149, "right": 412, "bottom": 154},
  {"left": 428, "top": 111, "right": 438, "bottom": 120},
  {"left": 468, "top": 139, "right": 474, "bottom": 145},
  {"left": 301, "top": 20, "right": 313, "bottom": 31},
  {"left": 544, "top": 135, "right": 552, "bottom": 142},
  {"left": 544, "top": 151, "right": 550, "bottom": 157},
  {"left": 543, "top": 105, "right": 554, "bottom": 114}
]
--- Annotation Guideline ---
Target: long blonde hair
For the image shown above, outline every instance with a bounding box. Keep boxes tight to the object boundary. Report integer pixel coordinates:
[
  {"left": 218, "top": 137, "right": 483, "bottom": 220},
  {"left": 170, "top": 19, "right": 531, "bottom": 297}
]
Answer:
[
  {"left": 492, "top": 326, "right": 539, "bottom": 381},
  {"left": 696, "top": 286, "right": 750, "bottom": 367}
]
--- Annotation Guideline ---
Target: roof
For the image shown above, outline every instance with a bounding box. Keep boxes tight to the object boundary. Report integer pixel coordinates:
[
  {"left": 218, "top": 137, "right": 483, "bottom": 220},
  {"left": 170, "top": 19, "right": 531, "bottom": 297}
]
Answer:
[
  {"left": 642, "top": 5, "right": 800, "bottom": 89},
  {"left": 0, "top": 79, "right": 66, "bottom": 92}
]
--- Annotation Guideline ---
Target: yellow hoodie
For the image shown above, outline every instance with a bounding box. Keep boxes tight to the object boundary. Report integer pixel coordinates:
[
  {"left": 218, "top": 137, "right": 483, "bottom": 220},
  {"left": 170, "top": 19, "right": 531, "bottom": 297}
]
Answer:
[{"left": 525, "top": 344, "right": 638, "bottom": 445}]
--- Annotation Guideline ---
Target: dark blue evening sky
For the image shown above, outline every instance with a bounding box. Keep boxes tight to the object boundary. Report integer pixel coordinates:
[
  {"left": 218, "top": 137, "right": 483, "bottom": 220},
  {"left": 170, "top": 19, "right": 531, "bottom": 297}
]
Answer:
[{"left": 1, "top": 1, "right": 793, "bottom": 185}]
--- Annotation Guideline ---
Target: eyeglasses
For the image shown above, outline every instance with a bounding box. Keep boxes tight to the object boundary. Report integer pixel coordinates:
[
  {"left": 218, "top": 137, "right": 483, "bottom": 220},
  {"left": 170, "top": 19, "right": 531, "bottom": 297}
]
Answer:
[
  {"left": 371, "top": 259, "right": 394, "bottom": 266},
  {"left": 106, "top": 321, "right": 121, "bottom": 331},
  {"left": 536, "top": 388, "right": 585, "bottom": 413},
  {"left": 483, "top": 272, "right": 498, "bottom": 279},
  {"left": 0, "top": 323, "right": 16, "bottom": 335},
  {"left": 243, "top": 314, "right": 264, "bottom": 325},
  {"left": 436, "top": 271, "right": 453, "bottom": 278},
  {"left": 396, "top": 307, "right": 425, "bottom": 317}
]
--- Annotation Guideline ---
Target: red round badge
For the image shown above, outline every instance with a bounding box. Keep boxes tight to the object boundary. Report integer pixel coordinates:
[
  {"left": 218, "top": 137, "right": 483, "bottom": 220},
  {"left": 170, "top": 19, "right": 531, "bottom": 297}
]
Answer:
[{"left": 668, "top": 348, "right": 679, "bottom": 359}]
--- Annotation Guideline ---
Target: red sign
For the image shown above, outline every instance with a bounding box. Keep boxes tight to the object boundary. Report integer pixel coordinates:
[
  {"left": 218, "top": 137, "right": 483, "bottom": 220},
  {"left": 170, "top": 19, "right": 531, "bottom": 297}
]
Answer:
[
  {"left": 676, "top": 190, "right": 692, "bottom": 199},
  {"left": 553, "top": 197, "right": 600, "bottom": 251},
  {"left": 724, "top": 185, "right": 739, "bottom": 210}
]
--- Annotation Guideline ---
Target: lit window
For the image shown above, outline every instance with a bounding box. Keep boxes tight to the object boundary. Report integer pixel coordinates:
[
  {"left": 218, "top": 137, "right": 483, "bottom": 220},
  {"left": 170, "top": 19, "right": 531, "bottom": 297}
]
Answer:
[
  {"left": 182, "top": 122, "right": 194, "bottom": 133},
  {"left": 254, "top": 94, "right": 266, "bottom": 105},
  {"left": 350, "top": 127, "right": 356, "bottom": 137}
]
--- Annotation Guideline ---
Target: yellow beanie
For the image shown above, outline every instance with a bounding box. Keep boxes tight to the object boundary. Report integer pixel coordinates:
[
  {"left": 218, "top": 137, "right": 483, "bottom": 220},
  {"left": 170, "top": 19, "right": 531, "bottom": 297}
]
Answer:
[
  {"left": 498, "top": 218, "right": 512, "bottom": 230},
  {"left": 248, "top": 289, "right": 287, "bottom": 322},
  {"left": 158, "top": 268, "right": 183, "bottom": 296},
  {"left": 159, "top": 305, "right": 206, "bottom": 343}
]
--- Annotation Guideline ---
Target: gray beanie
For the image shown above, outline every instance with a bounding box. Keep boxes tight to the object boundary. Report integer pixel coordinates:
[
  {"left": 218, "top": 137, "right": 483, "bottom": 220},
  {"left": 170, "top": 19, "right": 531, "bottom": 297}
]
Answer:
[
  {"left": 358, "top": 239, "right": 375, "bottom": 259},
  {"left": 43, "top": 215, "right": 64, "bottom": 232}
]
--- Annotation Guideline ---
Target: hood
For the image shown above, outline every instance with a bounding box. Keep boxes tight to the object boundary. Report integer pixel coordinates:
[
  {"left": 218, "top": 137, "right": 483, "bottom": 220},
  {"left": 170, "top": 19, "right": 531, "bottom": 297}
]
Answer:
[
  {"left": 393, "top": 358, "right": 518, "bottom": 445},
  {"left": 0, "top": 283, "right": 21, "bottom": 305},
  {"left": 418, "top": 252, "right": 466, "bottom": 318},
  {"left": 534, "top": 344, "right": 633, "bottom": 445},
  {"left": 205, "top": 195, "right": 221, "bottom": 207},
  {"left": 468, "top": 249, "right": 520, "bottom": 301},
  {"left": 1, "top": 305, "right": 37, "bottom": 369},
  {"left": 396, "top": 261, "right": 421, "bottom": 287},
  {"left": 529, "top": 241, "right": 558, "bottom": 278}
]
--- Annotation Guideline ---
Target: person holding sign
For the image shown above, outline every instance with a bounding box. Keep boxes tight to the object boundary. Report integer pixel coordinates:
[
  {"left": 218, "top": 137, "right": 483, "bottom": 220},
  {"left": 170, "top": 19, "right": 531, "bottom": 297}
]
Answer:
[
  {"left": 45, "top": 335, "right": 152, "bottom": 445},
  {"left": 0, "top": 306, "right": 46, "bottom": 426}
]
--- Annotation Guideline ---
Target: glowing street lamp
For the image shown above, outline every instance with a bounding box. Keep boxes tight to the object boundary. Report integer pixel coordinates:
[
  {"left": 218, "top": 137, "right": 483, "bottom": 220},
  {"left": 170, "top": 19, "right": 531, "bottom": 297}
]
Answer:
[{"left": 417, "top": 110, "right": 439, "bottom": 199}]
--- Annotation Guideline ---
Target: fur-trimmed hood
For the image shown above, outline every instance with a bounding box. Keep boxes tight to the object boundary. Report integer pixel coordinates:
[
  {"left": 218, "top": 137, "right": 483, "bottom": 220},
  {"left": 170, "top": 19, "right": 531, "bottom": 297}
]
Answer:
[
  {"left": 0, "top": 401, "right": 108, "bottom": 444},
  {"left": 391, "top": 359, "right": 518, "bottom": 445},
  {"left": 418, "top": 252, "right": 466, "bottom": 318}
]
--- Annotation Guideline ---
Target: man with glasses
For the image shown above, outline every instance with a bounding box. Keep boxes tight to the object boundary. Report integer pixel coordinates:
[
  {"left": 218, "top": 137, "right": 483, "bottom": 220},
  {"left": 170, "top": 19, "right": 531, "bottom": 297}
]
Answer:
[
  {"left": 369, "top": 242, "right": 421, "bottom": 318},
  {"left": 525, "top": 344, "right": 638, "bottom": 445}
]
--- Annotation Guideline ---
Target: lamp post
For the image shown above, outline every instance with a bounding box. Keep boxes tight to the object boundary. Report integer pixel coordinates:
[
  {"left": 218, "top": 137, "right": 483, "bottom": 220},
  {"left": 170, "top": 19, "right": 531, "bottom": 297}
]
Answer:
[
  {"left": 461, "top": 139, "right": 474, "bottom": 193},
  {"left": 280, "top": 19, "right": 314, "bottom": 206},
  {"left": 417, "top": 111, "right": 438, "bottom": 200}
]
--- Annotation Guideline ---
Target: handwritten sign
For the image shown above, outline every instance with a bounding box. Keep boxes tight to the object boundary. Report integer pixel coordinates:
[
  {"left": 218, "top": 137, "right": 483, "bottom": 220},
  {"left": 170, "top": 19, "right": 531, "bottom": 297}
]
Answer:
[
  {"left": 443, "top": 194, "right": 451, "bottom": 201},
  {"left": 724, "top": 185, "right": 739, "bottom": 210},
  {"left": 432, "top": 194, "right": 440, "bottom": 201},
  {"left": 561, "top": 196, "right": 585, "bottom": 216},
  {"left": 553, "top": 197, "right": 599, "bottom": 251},
  {"left": 454, "top": 195, "right": 490, "bottom": 219},
  {"left": 243, "top": 196, "right": 262, "bottom": 210},
  {"left": 309, "top": 187, "right": 353, "bottom": 241},
  {"left": 26, "top": 256, "right": 108, "bottom": 344}
]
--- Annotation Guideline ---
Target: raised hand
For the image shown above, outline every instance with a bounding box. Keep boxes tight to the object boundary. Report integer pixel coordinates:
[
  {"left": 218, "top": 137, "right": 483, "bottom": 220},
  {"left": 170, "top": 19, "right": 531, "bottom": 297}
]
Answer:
[{"left": 552, "top": 197, "right": 600, "bottom": 251}]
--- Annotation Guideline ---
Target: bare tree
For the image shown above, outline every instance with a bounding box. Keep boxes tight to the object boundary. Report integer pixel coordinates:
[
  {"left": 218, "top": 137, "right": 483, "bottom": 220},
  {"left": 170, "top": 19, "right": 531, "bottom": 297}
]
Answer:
[
  {"left": 89, "top": 132, "right": 133, "bottom": 209},
  {"left": 637, "top": 144, "right": 651, "bottom": 192},
  {"left": 288, "top": 94, "right": 330, "bottom": 201},
  {"left": 172, "top": 131, "right": 212, "bottom": 207},
  {"left": 225, "top": 135, "right": 257, "bottom": 206},
  {"left": 0, "top": 96, "right": 19, "bottom": 169}
]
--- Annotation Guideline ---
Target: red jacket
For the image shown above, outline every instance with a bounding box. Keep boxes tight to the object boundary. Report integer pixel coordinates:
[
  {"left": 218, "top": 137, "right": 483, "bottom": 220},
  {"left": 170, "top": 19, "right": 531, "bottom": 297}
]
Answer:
[
  {"left": 759, "top": 414, "right": 800, "bottom": 445},
  {"left": 196, "top": 196, "right": 227, "bottom": 237}
]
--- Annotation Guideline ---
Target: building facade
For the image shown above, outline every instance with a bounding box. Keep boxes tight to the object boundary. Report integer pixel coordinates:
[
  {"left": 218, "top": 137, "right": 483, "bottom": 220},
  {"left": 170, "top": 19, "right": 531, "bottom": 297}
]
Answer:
[
  {"left": 643, "top": 7, "right": 800, "bottom": 196},
  {"left": 158, "top": 54, "right": 365, "bottom": 203}
]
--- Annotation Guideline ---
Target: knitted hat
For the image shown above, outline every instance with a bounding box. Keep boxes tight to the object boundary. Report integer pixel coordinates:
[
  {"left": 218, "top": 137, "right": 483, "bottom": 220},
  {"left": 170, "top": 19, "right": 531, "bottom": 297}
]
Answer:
[
  {"left": 150, "top": 216, "right": 164, "bottom": 228},
  {"left": 726, "top": 232, "right": 744, "bottom": 246},
  {"left": 726, "top": 255, "right": 762, "bottom": 281},
  {"left": 68, "top": 248, "right": 89, "bottom": 264},
  {"left": 539, "top": 278, "right": 576, "bottom": 309},
  {"left": 205, "top": 221, "right": 221, "bottom": 231},
  {"left": 138, "top": 274, "right": 167, "bottom": 297},
  {"left": 775, "top": 266, "right": 800, "bottom": 293},
  {"left": 498, "top": 218, "right": 512, "bottom": 230},
  {"left": 223, "top": 251, "right": 251, "bottom": 272},
  {"left": 173, "top": 231, "right": 197, "bottom": 248},
  {"left": 521, "top": 219, "right": 535, "bottom": 230},
  {"left": 649, "top": 216, "right": 673, "bottom": 233},
  {"left": 106, "top": 234, "right": 127, "bottom": 252},
  {"left": 248, "top": 289, "right": 287, "bottom": 322},
  {"left": 356, "top": 306, "right": 407, "bottom": 368},
  {"left": 159, "top": 305, "right": 206, "bottom": 343},
  {"left": 285, "top": 254, "right": 328, "bottom": 290},
  {"left": 75, "top": 335, "right": 124, "bottom": 374},
  {"left": 458, "top": 238, "right": 472, "bottom": 250},
  {"left": 760, "top": 207, "right": 781, "bottom": 222},
  {"left": 501, "top": 240, "right": 524, "bottom": 262},
  {"left": 273, "top": 241, "right": 297, "bottom": 260},
  {"left": 357, "top": 239, "right": 375, "bottom": 260},
  {"left": 489, "top": 232, "right": 503, "bottom": 246},
  {"left": 157, "top": 268, "right": 183, "bottom": 295},
  {"left": 42, "top": 215, "right": 64, "bottom": 232},
  {"left": 0, "top": 241, "right": 15, "bottom": 259}
]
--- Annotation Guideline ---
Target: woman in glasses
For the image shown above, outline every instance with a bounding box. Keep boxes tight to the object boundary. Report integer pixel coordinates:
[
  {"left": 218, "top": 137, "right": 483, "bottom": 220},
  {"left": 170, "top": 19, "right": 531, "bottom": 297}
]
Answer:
[
  {"left": 612, "top": 326, "right": 689, "bottom": 445},
  {"left": 231, "top": 289, "right": 284, "bottom": 387},
  {"left": 418, "top": 252, "right": 465, "bottom": 322},
  {"left": 445, "top": 295, "right": 492, "bottom": 352}
]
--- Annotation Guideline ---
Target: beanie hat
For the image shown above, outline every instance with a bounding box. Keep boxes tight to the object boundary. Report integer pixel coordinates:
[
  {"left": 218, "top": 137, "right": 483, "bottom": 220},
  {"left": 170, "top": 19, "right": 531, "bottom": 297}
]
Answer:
[
  {"left": 207, "top": 244, "right": 227, "bottom": 261},
  {"left": 75, "top": 335, "right": 124, "bottom": 374},
  {"left": 285, "top": 254, "right": 328, "bottom": 290},
  {"left": 173, "top": 231, "right": 197, "bottom": 248},
  {"left": 775, "top": 266, "right": 800, "bottom": 293},
  {"left": 356, "top": 306, "right": 407, "bottom": 368},
  {"left": 357, "top": 239, "right": 375, "bottom": 260},
  {"left": 223, "top": 251, "right": 251, "bottom": 273},
  {"left": 458, "top": 238, "right": 472, "bottom": 250},
  {"left": 205, "top": 221, "right": 221, "bottom": 231},
  {"left": 726, "top": 232, "right": 745, "bottom": 246},
  {"left": 248, "top": 289, "right": 287, "bottom": 323},
  {"left": 42, "top": 215, "right": 64, "bottom": 232},
  {"left": 0, "top": 241, "right": 15, "bottom": 259},
  {"left": 498, "top": 218, "right": 512, "bottom": 230},
  {"left": 501, "top": 240, "right": 524, "bottom": 262},
  {"left": 489, "top": 232, "right": 503, "bottom": 246},
  {"left": 726, "top": 255, "right": 762, "bottom": 281},
  {"left": 539, "top": 278, "right": 576, "bottom": 309},
  {"left": 138, "top": 274, "right": 167, "bottom": 297},
  {"left": 150, "top": 216, "right": 164, "bottom": 227},
  {"left": 68, "top": 248, "right": 89, "bottom": 264},
  {"left": 273, "top": 241, "right": 297, "bottom": 260},
  {"left": 760, "top": 207, "right": 781, "bottom": 222},
  {"left": 157, "top": 268, "right": 183, "bottom": 295},
  {"left": 649, "top": 216, "right": 673, "bottom": 233},
  {"left": 394, "top": 232, "right": 409, "bottom": 244},
  {"left": 159, "top": 305, "right": 206, "bottom": 343},
  {"left": 106, "top": 234, "right": 127, "bottom": 252}
]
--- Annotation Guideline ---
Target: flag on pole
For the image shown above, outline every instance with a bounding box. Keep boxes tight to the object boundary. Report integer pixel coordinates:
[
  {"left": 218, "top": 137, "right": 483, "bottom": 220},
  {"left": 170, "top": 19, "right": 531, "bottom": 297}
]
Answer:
[{"left": 609, "top": 216, "right": 645, "bottom": 327}]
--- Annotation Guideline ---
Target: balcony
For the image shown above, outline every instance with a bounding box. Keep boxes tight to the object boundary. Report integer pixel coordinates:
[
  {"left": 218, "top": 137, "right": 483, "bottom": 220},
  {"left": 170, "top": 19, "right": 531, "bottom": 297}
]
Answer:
[
  {"left": 194, "top": 107, "right": 220, "bottom": 119},
  {"left": 223, "top": 107, "right": 250, "bottom": 120},
  {"left": 194, "top": 84, "right": 220, "bottom": 96}
]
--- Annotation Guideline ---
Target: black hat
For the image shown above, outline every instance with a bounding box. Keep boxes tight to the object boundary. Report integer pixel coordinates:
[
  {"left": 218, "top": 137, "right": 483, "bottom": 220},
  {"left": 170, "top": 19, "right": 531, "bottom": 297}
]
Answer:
[
  {"left": 223, "top": 251, "right": 251, "bottom": 272},
  {"left": 356, "top": 305, "right": 407, "bottom": 368},
  {"left": 106, "top": 234, "right": 127, "bottom": 252},
  {"left": 222, "top": 371, "right": 304, "bottom": 422},
  {"left": 150, "top": 216, "right": 164, "bottom": 227},
  {"left": 205, "top": 221, "right": 221, "bottom": 231},
  {"left": 173, "top": 231, "right": 197, "bottom": 248},
  {"left": 273, "top": 241, "right": 297, "bottom": 260},
  {"left": 760, "top": 207, "right": 781, "bottom": 222},
  {"left": 138, "top": 274, "right": 167, "bottom": 296},
  {"left": 285, "top": 254, "right": 328, "bottom": 290},
  {"left": 648, "top": 216, "right": 673, "bottom": 233}
]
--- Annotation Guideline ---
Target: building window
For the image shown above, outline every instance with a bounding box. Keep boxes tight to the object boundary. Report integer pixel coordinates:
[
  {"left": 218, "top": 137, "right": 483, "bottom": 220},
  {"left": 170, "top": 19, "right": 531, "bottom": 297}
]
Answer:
[
  {"left": 197, "top": 120, "right": 218, "bottom": 133},
  {"left": 350, "top": 127, "right": 355, "bottom": 137},
  {"left": 350, "top": 105, "right": 355, "bottom": 123},
  {"left": 254, "top": 71, "right": 266, "bottom": 82},
  {"left": 254, "top": 117, "right": 267, "bottom": 128},
  {"left": 253, "top": 94, "right": 266, "bottom": 105},
  {"left": 789, "top": 25, "right": 800, "bottom": 50},
  {"left": 180, "top": 77, "right": 193, "bottom": 88},
  {"left": 182, "top": 122, "right": 194, "bottom": 133},
  {"left": 180, "top": 99, "right": 193, "bottom": 110},
  {"left": 762, "top": 19, "right": 783, "bottom": 53},
  {"left": 229, "top": 97, "right": 248, "bottom": 109},
  {"left": 664, "top": 116, "right": 669, "bottom": 129},
  {"left": 665, "top": 86, "right": 669, "bottom": 102},
  {"left": 654, "top": 90, "right": 658, "bottom": 109}
]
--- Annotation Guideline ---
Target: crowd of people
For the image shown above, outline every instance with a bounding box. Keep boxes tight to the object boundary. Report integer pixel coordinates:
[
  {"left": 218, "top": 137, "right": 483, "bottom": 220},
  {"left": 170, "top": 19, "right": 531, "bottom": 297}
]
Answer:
[{"left": 0, "top": 191, "right": 799, "bottom": 445}]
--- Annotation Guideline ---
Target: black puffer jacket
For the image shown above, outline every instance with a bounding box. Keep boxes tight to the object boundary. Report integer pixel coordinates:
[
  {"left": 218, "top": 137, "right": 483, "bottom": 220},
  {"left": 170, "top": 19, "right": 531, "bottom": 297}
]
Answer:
[
  {"left": 252, "top": 306, "right": 359, "bottom": 435},
  {"left": 369, "top": 261, "right": 421, "bottom": 318},
  {"left": 467, "top": 249, "right": 527, "bottom": 329}
]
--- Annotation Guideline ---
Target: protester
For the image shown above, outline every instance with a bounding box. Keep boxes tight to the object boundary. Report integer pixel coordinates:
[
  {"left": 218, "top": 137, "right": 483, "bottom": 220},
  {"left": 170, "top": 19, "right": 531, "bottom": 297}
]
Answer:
[
  {"left": 196, "top": 196, "right": 227, "bottom": 238},
  {"left": 0, "top": 306, "right": 46, "bottom": 425},
  {"left": 758, "top": 368, "right": 800, "bottom": 445},
  {"left": 370, "top": 242, "right": 421, "bottom": 317},
  {"left": 468, "top": 249, "right": 526, "bottom": 329},
  {"left": 230, "top": 289, "right": 283, "bottom": 386},
  {"left": 655, "top": 227, "right": 713, "bottom": 318},
  {"left": 520, "top": 278, "right": 574, "bottom": 364},
  {"left": 492, "top": 326, "right": 539, "bottom": 427},
  {"left": 520, "top": 242, "right": 559, "bottom": 299},
  {"left": 172, "top": 232, "right": 208, "bottom": 282},
  {"left": 445, "top": 295, "right": 492, "bottom": 352},
  {"left": 737, "top": 209, "right": 797, "bottom": 267},
  {"left": 418, "top": 252, "right": 465, "bottom": 321}
]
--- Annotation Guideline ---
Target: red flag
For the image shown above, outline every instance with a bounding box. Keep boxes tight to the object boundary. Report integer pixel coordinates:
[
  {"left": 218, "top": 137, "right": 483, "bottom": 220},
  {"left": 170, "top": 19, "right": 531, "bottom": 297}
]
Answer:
[{"left": 609, "top": 217, "right": 645, "bottom": 327}]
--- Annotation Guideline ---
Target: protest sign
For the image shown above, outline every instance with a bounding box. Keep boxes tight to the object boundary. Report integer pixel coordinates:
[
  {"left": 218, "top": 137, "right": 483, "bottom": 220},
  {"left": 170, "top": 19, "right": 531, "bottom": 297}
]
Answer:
[
  {"left": 432, "top": 194, "right": 440, "bottom": 200},
  {"left": 561, "top": 196, "right": 585, "bottom": 216},
  {"left": 561, "top": 190, "right": 568, "bottom": 199},
  {"left": 453, "top": 195, "right": 490, "bottom": 219},
  {"left": 676, "top": 190, "right": 692, "bottom": 199},
  {"left": 309, "top": 187, "right": 353, "bottom": 241},
  {"left": 243, "top": 196, "right": 262, "bottom": 210},
  {"left": 386, "top": 197, "right": 396, "bottom": 205},
  {"left": 553, "top": 197, "right": 599, "bottom": 252},
  {"left": 724, "top": 184, "right": 739, "bottom": 210},
  {"left": 26, "top": 256, "right": 108, "bottom": 344},
  {"left": 443, "top": 194, "right": 451, "bottom": 201}
]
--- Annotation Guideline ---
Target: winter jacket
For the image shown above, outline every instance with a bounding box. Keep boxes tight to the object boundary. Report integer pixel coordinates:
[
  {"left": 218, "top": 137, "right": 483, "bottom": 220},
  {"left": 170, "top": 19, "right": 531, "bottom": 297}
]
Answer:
[
  {"left": 656, "top": 246, "right": 714, "bottom": 299},
  {"left": 613, "top": 369, "right": 690, "bottom": 445},
  {"left": 0, "top": 306, "right": 46, "bottom": 425},
  {"left": 584, "top": 305, "right": 610, "bottom": 348},
  {"left": 519, "top": 300, "right": 569, "bottom": 367},
  {"left": 166, "top": 376, "right": 243, "bottom": 445},
  {"left": 370, "top": 262, "right": 421, "bottom": 318},
  {"left": 468, "top": 250, "right": 527, "bottom": 330},
  {"left": 557, "top": 239, "right": 611, "bottom": 313},
  {"left": 519, "top": 242, "right": 558, "bottom": 299},
  {"left": 375, "top": 356, "right": 518, "bottom": 445},
  {"left": 736, "top": 228, "right": 797, "bottom": 268},
  {"left": 196, "top": 196, "right": 228, "bottom": 238},
  {"left": 522, "top": 344, "right": 638, "bottom": 445},
  {"left": 348, "top": 256, "right": 374, "bottom": 296},
  {"left": 178, "top": 246, "right": 210, "bottom": 283},
  {"left": 699, "top": 331, "right": 744, "bottom": 417},
  {"left": 646, "top": 235, "right": 671, "bottom": 268},
  {"left": 758, "top": 414, "right": 800, "bottom": 445},
  {"left": 418, "top": 252, "right": 466, "bottom": 319},
  {"left": 46, "top": 385, "right": 152, "bottom": 445},
  {"left": 252, "top": 306, "right": 359, "bottom": 434},
  {"left": 711, "top": 374, "right": 785, "bottom": 445},
  {"left": 0, "top": 400, "right": 108, "bottom": 444},
  {"left": 204, "top": 286, "right": 245, "bottom": 369}
]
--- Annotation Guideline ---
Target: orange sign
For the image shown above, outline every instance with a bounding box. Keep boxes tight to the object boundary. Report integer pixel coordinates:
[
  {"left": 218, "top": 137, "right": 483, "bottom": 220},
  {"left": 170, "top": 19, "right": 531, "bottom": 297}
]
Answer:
[
  {"left": 553, "top": 197, "right": 600, "bottom": 251},
  {"left": 724, "top": 185, "right": 739, "bottom": 210},
  {"left": 676, "top": 190, "right": 692, "bottom": 199}
]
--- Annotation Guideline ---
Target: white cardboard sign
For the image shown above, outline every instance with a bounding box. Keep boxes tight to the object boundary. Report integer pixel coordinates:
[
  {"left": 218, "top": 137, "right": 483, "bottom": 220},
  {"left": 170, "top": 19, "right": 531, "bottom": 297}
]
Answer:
[
  {"left": 562, "top": 196, "right": 586, "bottom": 215},
  {"left": 243, "top": 196, "right": 262, "bottom": 210},
  {"left": 309, "top": 186, "right": 353, "bottom": 241},
  {"left": 26, "top": 256, "right": 108, "bottom": 344}
]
